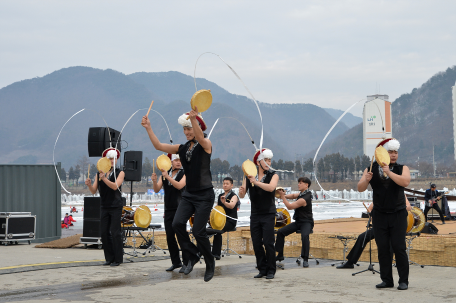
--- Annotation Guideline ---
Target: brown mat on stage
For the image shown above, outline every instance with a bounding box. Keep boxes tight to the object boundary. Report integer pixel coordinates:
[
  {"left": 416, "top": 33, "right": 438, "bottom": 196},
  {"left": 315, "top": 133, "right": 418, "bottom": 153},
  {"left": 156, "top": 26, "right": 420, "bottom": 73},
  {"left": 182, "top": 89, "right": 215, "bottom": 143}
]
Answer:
[{"left": 35, "top": 234, "right": 82, "bottom": 249}]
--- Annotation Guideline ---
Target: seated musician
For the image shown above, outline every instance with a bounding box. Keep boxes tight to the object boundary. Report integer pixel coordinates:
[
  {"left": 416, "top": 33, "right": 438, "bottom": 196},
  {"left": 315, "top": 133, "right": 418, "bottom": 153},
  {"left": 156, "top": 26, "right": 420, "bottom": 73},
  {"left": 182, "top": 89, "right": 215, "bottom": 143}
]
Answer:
[
  {"left": 276, "top": 177, "right": 313, "bottom": 268},
  {"left": 211, "top": 177, "right": 239, "bottom": 260},
  {"left": 424, "top": 184, "right": 445, "bottom": 224},
  {"left": 338, "top": 196, "right": 412, "bottom": 269}
]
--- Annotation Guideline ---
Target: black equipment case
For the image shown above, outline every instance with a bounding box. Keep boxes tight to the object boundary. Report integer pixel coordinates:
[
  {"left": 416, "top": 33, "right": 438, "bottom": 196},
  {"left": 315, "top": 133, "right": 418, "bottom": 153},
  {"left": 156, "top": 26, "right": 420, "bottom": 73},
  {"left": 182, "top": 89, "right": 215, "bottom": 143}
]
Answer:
[{"left": 0, "top": 212, "right": 36, "bottom": 245}]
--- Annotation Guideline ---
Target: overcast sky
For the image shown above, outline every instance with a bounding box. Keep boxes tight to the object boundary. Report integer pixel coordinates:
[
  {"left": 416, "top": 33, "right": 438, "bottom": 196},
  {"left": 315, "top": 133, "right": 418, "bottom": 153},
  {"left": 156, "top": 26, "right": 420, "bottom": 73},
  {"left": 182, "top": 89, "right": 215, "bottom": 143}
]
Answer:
[{"left": 1, "top": 0, "right": 456, "bottom": 117}]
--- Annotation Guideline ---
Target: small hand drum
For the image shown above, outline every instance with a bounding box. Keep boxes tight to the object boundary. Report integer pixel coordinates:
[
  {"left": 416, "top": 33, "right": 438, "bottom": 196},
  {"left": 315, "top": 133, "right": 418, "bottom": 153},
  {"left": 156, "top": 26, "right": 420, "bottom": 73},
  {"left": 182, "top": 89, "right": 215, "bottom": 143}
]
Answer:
[
  {"left": 275, "top": 187, "right": 284, "bottom": 199},
  {"left": 375, "top": 146, "right": 390, "bottom": 167},
  {"left": 242, "top": 159, "right": 257, "bottom": 178},
  {"left": 156, "top": 154, "right": 172, "bottom": 172},
  {"left": 191, "top": 89, "right": 212, "bottom": 113},
  {"left": 97, "top": 158, "right": 112, "bottom": 180},
  {"left": 210, "top": 205, "right": 227, "bottom": 230}
]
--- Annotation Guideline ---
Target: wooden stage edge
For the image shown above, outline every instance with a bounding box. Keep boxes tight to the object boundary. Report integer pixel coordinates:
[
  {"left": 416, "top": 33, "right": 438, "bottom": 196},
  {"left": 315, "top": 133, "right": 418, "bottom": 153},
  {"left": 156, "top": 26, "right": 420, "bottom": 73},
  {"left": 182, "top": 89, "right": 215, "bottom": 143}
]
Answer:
[{"left": 134, "top": 218, "right": 456, "bottom": 268}]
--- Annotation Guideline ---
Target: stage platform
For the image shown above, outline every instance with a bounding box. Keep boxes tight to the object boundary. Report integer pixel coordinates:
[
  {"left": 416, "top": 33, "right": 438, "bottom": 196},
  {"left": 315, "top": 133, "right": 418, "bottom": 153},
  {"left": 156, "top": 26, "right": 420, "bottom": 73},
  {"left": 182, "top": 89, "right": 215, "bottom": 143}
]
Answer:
[{"left": 137, "top": 218, "right": 456, "bottom": 267}]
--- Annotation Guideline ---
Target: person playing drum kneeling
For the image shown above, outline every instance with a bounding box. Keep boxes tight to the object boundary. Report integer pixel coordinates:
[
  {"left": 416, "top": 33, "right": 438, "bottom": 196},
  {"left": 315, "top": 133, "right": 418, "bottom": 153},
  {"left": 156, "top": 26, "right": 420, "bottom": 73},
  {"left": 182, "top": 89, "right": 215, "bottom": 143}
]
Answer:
[
  {"left": 212, "top": 177, "right": 239, "bottom": 260},
  {"left": 276, "top": 177, "right": 313, "bottom": 268}
]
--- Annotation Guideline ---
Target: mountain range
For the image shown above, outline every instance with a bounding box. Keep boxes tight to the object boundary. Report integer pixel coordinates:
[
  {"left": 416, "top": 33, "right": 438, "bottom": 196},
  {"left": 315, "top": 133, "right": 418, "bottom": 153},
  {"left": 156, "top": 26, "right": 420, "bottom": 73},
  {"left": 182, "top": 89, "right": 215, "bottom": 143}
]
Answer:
[{"left": 0, "top": 67, "right": 352, "bottom": 169}]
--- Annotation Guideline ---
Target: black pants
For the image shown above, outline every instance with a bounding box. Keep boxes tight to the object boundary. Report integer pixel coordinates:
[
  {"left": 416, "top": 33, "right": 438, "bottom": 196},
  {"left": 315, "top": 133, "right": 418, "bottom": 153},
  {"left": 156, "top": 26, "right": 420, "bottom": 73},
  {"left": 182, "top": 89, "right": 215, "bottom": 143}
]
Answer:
[
  {"left": 100, "top": 206, "right": 123, "bottom": 263},
  {"left": 172, "top": 189, "right": 215, "bottom": 265},
  {"left": 250, "top": 213, "right": 276, "bottom": 275},
  {"left": 276, "top": 220, "right": 313, "bottom": 261},
  {"left": 372, "top": 209, "right": 409, "bottom": 285},
  {"left": 212, "top": 220, "right": 236, "bottom": 256},
  {"left": 165, "top": 209, "right": 187, "bottom": 266},
  {"left": 424, "top": 203, "right": 445, "bottom": 223},
  {"left": 346, "top": 228, "right": 375, "bottom": 264}
]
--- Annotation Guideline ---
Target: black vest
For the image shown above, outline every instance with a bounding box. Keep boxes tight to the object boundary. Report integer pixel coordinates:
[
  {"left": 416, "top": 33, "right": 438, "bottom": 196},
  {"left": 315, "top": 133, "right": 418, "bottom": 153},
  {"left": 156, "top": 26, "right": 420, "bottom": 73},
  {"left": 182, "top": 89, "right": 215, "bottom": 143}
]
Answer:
[
  {"left": 370, "top": 162, "right": 406, "bottom": 213},
  {"left": 293, "top": 190, "right": 313, "bottom": 220},
  {"left": 247, "top": 170, "right": 277, "bottom": 215},
  {"left": 98, "top": 169, "right": 123, "bottom": 208},
  {"left": 163, "top": 169, "right": 185, "bottom": 211},
  {"left": 217, "top": 191, "right": 238, "bottom": 226},
  {"left": 178, "top": 141, "right": 213, "bottom": 192}
]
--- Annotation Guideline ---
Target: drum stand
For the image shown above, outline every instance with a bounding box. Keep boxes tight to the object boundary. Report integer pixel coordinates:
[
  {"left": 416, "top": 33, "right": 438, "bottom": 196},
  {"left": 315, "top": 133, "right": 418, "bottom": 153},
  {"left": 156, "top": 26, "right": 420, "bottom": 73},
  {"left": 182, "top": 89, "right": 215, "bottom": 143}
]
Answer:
[
  {"left": 221, "top": 228, "right": 242, "bottom": 259},
  {"left": 399, "top": 232, "right": 424, "bottom": 268},
  {"left": 330, "top": 236, "right": 356, "bottom": 267},
  {"left": 352, "top": 214, "right": 379, "bottom": 276},
  {"left": 143, "top": 225, "right": 166, "bottom": 255}
]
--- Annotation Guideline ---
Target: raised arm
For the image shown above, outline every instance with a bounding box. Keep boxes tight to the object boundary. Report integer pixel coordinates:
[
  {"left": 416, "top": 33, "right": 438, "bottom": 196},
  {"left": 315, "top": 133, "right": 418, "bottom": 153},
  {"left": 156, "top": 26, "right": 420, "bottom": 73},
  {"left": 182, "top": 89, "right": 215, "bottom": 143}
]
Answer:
[
  {"left": 188, "top": 107, "right": 212, "bottom": 154},
  {"left": 152, "top": 172, "right": 162, "bottom": 193},
  {"left": 239, "top": 177, "right": 247, "bottom": 198},
  {"left": 381, "top": 163, "right": 411, "bottom": 188},
  {"left": 358, "top": 168, "right": 372, "bottom": 192},
  {"left": 100, "top": 171, "right": 125, "bottom": 190},
  {"left": 248, "top": 174, "right": 279, "bottom": 192},
  {"left": 141, "top": 115, "right": 179, "bottom": 154}
]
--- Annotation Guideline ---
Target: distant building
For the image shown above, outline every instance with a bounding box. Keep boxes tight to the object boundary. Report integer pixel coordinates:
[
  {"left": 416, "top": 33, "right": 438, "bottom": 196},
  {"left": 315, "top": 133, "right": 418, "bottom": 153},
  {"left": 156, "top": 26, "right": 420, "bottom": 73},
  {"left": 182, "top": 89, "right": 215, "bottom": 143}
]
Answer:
[
  {"left": 363, "top": 94, "right": 392, "bottom": 159},
  {"left": 409, "top": 168, "right": 420, "bottom": 179},
  {"left": 452, "top": 81, "right": 456, "bottom": 160}
]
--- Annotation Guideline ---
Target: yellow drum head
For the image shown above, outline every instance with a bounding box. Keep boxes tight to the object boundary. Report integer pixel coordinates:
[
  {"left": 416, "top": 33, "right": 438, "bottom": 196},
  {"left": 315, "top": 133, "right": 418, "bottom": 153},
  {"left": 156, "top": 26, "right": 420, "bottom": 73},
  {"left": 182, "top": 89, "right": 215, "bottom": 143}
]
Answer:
[
  {"left": 410, "top": 207, "right": 426, "bottom": 233},
  {"left": 275, "top": 187, "right": 284, "bottom": 199},
  {"left": 156, "top": 154, "right": 172, "bottom": 172},
  {"left": 134, "top": 205, "right": 152, "bottom": 228},
  {"left": 242, "top": 159, "right": 257, "bottom": 178},
  {"left": 275, "top": 208, "right": 291, "bottom": 230},
  {"left": 375, "top": 146, "right": 390, "bottom": 167},
  {"left": 210, "top": 205, "right": 226, "bottom": 230},
  {"left": 121, "top": 206, "right": 134, "bottom": 227},
  {"left": 191, "top": 89, "right": 212, "bottom": 113},
  {"left": 97, "top": 157, "right": 112, "bottom": 174}
]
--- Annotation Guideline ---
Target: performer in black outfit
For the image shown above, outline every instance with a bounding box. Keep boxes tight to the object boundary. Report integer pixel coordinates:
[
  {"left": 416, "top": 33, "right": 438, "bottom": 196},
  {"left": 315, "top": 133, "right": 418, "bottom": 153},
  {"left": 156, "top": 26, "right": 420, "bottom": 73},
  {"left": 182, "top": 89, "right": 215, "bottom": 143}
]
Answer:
[
  {"left": 424, "top": 184, "right": 446, "bottom": 224},
  {"left": 142, "top": 108, "right": 216, "bottom": 282},
  {"left": 85, "top": 148, "right": 125, "bottom": 267},
  {"left": 152, "top": 153, "right": 187, "bottom": 272},
  {"left": 212, "top": 177, "right": 239, "bottom": 260},
  {"left": 239, "top": 148, "right": 279, "bottom": 280},
  {"left": 276, "top": 177, "right": 314, "bottom": 268},
  {"left": 337, "top": 198, "right": 411, "bottom": 269},
  {"left": 358, "top": 138, "right": 411, "bottom": 290}
]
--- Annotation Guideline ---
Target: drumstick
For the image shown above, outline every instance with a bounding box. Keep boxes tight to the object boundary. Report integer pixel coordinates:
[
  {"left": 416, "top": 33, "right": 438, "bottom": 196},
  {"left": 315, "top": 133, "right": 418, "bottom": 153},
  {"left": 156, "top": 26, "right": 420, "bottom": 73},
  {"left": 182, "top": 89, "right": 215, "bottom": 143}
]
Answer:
[
  {"left": 146, "top": 100, "right": 154, "bottom": 116},
  {"left": 362, "top": 202, "right": 369, "bottom": 213},
  {"left": 87, "top": 164, "right": 90, "bottom": 180},
  {"left": 369, "top": 155, "right": 374, "bottom": 172}
]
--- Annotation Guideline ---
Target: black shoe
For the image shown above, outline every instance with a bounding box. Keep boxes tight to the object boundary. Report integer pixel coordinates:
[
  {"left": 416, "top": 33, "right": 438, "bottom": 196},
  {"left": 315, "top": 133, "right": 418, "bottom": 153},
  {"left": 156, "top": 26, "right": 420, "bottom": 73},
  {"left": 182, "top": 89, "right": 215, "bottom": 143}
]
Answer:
[
  {"left": 275, "top": 256, "right": 284, "bottom": 262},
  {"left": 376, "top": 282, "right": 394, "bottom": 288},
  {"left": 442, "top": 221, "right": 446, "bottom": 224},
  {"left": 213, "top": 255, "right": 221, "bottom": 261},
  {"left": 110, "top": 262, "right": 120, "bottom": 267},
  {"left": 102, "top": 261, "right": 112, "bottom": 266},
  {"left": 204, "top": 262, "right": 215, "bottom": 282},
  {"left": 302, "top": 261, "right": 309, "bottom": 268},
  {"left": 397, "top": 283, "right": 408, "bottom": 290},
  {"left": 266, "top": 273, "right": 275, "bottom": 279},
  {"left": 179, "top": 265, "right": 186, "bottom": 273},
  {"left": 336, "top": 261, "right": 354, "bottom": 269},
  {"left": 184, "top": 257, "right": 199, "bottom": 275},
  {"left": 254, "top": 273, "right": 265, "bottom": 278},
  {"left": 166, "top": 264, "right": 182, "bottom": 271}
]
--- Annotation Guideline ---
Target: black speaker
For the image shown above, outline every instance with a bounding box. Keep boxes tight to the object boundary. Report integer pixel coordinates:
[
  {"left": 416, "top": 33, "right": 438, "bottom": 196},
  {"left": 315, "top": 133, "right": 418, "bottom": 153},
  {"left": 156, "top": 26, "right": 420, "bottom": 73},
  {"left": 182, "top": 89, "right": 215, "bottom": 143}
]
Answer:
[
  {"left": 83, "top": 219, "right": 101, "bottom": 237},
  {"left": 123, "top": 151, "right": 143, "bottom": 181},
  {"left": 84, "top": 197, "right": 101, "bottom": 220},
  {"left": 88, "top": 127, "right": 122, "bottom": 157},
  {"left": 421, "top": 222, "right": 439, "bottom": 234}
]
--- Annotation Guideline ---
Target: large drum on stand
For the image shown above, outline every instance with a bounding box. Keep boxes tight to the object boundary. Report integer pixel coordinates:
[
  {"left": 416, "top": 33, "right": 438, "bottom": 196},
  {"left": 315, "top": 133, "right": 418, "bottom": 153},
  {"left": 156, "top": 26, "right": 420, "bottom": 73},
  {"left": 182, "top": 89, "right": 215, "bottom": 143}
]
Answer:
[
  {"left": 189, "top": 206, "right": 227, "bottom": 230},
  {"left": 275, "top": 208, "right": 291, "bottom": 230},
  {"left": 406, "top": 207, "right": 426, "bottom": 233},
  {"left": 121, "top": 205, "right": 152, "bottom": 228}
]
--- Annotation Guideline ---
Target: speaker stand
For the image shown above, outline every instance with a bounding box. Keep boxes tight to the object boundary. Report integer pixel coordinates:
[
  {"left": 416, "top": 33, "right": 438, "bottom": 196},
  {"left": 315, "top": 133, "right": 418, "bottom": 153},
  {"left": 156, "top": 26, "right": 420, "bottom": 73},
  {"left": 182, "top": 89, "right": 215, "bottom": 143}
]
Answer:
[{"left": 129, "top": 181, "right": 133, "bottom": 207}]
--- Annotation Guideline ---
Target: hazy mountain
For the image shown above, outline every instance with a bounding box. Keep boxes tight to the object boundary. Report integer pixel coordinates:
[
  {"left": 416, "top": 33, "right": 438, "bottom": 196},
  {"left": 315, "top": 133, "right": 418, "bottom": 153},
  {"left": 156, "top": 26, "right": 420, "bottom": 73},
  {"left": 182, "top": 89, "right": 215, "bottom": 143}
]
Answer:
[
  {"left": 1, "top": 67, "right": 348, "bottom": 169},
  {"left": 323, "top": 108, "right": 363, "bottom": 128}
]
